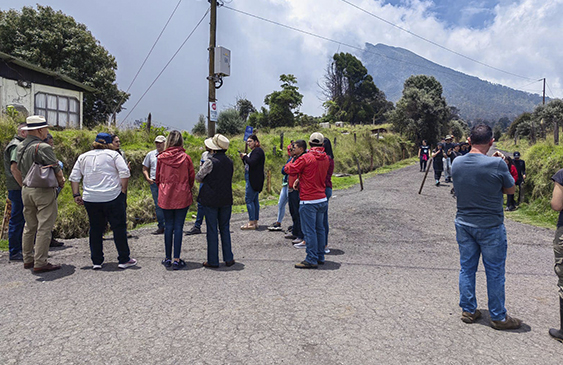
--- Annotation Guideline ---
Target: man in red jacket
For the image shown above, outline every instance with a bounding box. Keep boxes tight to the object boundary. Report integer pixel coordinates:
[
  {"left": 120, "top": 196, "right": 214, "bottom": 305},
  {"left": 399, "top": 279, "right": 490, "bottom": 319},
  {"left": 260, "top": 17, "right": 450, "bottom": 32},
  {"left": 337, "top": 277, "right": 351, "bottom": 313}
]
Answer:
[{"left": 284, "top": 132, "right": 329, "bottom": 269}]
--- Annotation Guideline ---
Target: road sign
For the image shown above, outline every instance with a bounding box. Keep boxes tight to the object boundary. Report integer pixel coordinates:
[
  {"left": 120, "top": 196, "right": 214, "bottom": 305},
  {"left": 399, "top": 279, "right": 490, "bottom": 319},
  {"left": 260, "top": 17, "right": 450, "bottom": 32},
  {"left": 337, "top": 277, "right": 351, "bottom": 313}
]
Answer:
[
  {"left": 210, "top": 102, "right": 218, "bottom": 122},
  {"left": 244, "top": 126, "right": 253, "bottom": 141}
]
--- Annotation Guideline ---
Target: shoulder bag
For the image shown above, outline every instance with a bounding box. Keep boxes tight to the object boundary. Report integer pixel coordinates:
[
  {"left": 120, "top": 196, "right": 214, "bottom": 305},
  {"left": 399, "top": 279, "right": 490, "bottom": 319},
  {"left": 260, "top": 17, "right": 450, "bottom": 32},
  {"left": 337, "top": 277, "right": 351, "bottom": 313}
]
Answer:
[{"left": 22, "top": 143, "right": 59, "bottom": 188}]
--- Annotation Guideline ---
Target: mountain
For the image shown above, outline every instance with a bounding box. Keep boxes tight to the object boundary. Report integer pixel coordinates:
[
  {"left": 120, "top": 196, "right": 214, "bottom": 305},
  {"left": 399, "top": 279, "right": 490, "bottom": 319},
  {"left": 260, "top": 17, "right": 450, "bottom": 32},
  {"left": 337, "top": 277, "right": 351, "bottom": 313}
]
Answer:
[{"left": 360, "top": 43, "right": 545, "bottom": 122}]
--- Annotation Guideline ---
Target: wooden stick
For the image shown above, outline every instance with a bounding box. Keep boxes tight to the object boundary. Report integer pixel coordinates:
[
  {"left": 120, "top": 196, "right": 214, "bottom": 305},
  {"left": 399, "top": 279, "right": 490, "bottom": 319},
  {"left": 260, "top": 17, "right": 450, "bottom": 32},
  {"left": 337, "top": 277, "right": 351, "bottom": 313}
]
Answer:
[
  {"left": 1, "top": 198, "right": 11, "bottom": 240},
  {"left": 418, "top": 158, "right": 433, "bottom": 194},
  {"left": 355, "top": 156, "right": 364, "bottom": 191}
]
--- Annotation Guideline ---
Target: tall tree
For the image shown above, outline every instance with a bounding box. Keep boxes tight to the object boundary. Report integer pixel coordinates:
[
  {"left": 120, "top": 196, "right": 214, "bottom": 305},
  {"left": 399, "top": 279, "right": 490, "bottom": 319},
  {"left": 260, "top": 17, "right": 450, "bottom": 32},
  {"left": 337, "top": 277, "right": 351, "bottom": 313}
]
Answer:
[
  {"left": 323, "top": 52, "right": 392, "bottom": 124},
  {"left": 235, "top": 97, "right": 256, "bottom": 121},
  {"left": 263, "top": 74, "right": 303, "bottom": 128},
  {"left": 387, "top": 75, "right": 450, "bottom": 145},
  {"left": 0, "top": 5, "right": 128, "bottom": 127}
]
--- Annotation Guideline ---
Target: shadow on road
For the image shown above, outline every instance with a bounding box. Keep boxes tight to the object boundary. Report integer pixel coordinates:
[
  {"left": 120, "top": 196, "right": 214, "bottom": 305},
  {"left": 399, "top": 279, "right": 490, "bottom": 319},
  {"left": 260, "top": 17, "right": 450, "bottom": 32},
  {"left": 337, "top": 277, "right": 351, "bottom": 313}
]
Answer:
[
  {"left": 33, "top": 264, "right": 76, "bottom": 282},
  {"left": 327, "top": 249, "right": 345, "bottom": 256},
  {"left": 320, "top": 261, "right": 341, "bottom": 271}
]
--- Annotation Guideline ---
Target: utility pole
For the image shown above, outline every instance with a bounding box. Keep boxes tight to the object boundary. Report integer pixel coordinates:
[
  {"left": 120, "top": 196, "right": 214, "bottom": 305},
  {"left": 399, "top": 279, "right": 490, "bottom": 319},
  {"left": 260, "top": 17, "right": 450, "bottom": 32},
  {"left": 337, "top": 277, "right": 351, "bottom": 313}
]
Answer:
[
  {"left": 543, "top": 77, "right": 546, "bottom": 105},
  {"left": 207, "top": 0, "right": 217, "bottom": 137}
]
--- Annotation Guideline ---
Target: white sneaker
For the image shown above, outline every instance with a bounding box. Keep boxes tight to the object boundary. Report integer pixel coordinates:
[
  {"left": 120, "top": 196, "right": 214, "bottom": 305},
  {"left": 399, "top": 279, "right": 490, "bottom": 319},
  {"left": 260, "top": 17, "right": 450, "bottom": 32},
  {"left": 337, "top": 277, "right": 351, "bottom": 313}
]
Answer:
[
  {"left": 324, "top": 248, "right": 330, "bottom": 254},
  {"left": 92, "top": 264, "right": 103, "bottom": 270},
  {"left": 292, "top": 238, "right": 303, "bottom": 244},
  {"left": 293, "top": 242, "right": 306, "bottom": 248},
  {"left": 118, "top": 258, "right": 137, "bottom": 269}
]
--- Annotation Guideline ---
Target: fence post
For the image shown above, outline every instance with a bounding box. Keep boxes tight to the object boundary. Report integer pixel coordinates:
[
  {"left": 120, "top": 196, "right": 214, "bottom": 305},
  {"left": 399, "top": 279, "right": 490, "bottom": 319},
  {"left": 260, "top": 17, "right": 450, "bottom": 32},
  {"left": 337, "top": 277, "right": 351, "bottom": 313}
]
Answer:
[{"left": 280, "top": 132, "right": 284, "bottom": 150}]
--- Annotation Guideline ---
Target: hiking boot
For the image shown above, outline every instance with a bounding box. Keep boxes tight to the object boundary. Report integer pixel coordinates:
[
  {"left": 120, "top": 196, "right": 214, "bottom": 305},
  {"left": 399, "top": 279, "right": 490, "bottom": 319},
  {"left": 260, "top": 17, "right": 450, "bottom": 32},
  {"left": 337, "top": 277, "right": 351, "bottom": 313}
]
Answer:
[
  {"left": 49, "top": 238, "right": 64, "bottom": 247},
  {"left": 151, "top": 227, "right": 164, "bottom": 235},
  {"left": 549, "top": 328, "right": 563, "bottom": 343},
  {"left": 33, "top": 263, "right": 61, "bottom": 273},
  {"left": 295, "top": 261, "right": 318, "bottom": 269},
  {"left": 118, "top": 258, "right": 137, "bottom": 269},
  {"left": 461, "top": 309, "right": 482, "bottom": 324},
  {"left": 491, "top": 315, "right": 522, "bottom": 330},
  {"left": 185, "top": 226, "right": 201, "bottom": 235}
]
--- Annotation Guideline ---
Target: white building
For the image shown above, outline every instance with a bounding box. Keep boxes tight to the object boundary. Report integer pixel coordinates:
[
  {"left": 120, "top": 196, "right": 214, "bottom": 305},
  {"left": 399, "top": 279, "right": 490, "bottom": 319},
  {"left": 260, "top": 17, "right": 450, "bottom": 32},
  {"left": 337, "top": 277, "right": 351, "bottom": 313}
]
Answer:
[{"left": 0, "top": 51, "right": 95, "bottom": 128}]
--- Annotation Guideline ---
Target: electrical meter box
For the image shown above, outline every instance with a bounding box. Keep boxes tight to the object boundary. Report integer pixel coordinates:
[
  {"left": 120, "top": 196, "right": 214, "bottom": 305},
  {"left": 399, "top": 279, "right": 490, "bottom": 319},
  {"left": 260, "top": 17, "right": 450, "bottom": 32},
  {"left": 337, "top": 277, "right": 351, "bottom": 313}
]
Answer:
[{"left": 214, "top": 46, "right": 231, "bottom": 77}]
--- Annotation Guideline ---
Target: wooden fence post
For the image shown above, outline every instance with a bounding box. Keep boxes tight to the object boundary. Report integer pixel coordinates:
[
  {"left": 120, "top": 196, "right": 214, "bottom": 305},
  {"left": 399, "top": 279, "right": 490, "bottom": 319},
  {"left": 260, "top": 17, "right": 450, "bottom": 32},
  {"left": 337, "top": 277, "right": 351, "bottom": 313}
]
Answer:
[{"left": 280, "top": 132, "right": 284, "bottom": 150}]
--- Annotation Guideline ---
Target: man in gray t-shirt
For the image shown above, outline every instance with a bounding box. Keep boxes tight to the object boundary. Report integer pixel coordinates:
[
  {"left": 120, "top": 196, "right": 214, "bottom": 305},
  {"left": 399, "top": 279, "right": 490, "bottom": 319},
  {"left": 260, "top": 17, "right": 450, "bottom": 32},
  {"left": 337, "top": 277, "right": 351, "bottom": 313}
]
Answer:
[{"left": 451, "top": 123, "right": 522, "bottom": 330}]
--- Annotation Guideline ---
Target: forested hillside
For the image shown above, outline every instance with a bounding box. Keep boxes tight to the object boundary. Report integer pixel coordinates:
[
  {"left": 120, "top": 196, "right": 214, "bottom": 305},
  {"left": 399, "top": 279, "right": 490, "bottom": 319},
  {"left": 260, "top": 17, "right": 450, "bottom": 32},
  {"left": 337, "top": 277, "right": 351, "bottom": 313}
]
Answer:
[{"left": 362, "top": 43, "right": 544, "bottom": 122}]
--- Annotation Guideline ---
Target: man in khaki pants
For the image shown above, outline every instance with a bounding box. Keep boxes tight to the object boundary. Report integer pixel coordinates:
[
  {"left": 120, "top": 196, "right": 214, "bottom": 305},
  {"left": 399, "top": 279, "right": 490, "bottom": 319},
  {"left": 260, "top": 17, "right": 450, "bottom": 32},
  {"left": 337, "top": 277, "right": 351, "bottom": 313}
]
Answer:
[{"left": 15, "top": 116, "right": 65, "bottom": 273}]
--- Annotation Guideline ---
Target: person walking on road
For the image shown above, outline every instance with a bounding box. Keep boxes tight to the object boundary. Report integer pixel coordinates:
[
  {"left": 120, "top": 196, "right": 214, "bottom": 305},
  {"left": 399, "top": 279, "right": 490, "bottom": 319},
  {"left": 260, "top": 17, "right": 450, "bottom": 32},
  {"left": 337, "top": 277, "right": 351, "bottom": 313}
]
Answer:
[
  {"left": 432, "top": 144, "right": 445, "bottom": 186},
  {"left": 4, "top": 122, "right": 27, "bottom": 261},
  {"left": 451, "top": 123, "right": 522, "bottom": 330},
  {"left": 239, "top": 134, "right": 265, "bottom": 230},
  {"left": 69, "top": 132, "right": 137, "bottom": 270},
  {"left": 284, "top": 132, "right": 329, "bottom": 269},
  {"left": 418, "top": 140, "right": 430, "bottom": 172},
  {"left": 142, "top": 135, "right": 166, "bottom": 235},
  {"left": 155, "top": 131, "right": 195, "bottom": 270},
  {"left": 196, "top": 134, "right": 235, "bottom": 269},
  {"left": 550, "top": 168, "right": 563, "bottom": 342},
  {"left": 16, "top": 116, "right": 66, "bottom": 273}
]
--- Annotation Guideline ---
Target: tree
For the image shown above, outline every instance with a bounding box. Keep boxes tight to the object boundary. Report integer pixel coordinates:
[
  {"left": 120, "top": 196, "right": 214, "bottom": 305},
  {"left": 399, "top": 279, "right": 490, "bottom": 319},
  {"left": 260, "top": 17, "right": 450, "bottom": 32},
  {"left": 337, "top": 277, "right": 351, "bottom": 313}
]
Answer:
[
  {"left": 533, "top": 99, "right": 563, "bottom": 144},
  {"left": 387, "top": 75, "right": 450, "bottom": 145},
  {"left": 0, "top": 5, "right": 129, "bottom": 127},
  {"left": 263, "top": 74, "right": 303, "bottom": 128},
  {"left": 322, "top": 52, "right": 393, "bottom": 124},
  {"left": 235, "top": 98, "right": 256, "bottom": 121},
  {"left": 216, "top": 108, "right": 245, "bottom": 135},
  {"left": 192, "top": 114, "right": 207, "bottom": 136}
]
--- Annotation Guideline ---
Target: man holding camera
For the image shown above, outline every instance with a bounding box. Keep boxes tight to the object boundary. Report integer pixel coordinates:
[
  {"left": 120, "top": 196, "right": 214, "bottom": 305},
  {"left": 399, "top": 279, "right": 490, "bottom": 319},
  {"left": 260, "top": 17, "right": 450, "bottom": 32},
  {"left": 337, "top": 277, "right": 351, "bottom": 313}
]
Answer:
[{"left": 451, "top": 124, "right": 522, "bottom": 330}]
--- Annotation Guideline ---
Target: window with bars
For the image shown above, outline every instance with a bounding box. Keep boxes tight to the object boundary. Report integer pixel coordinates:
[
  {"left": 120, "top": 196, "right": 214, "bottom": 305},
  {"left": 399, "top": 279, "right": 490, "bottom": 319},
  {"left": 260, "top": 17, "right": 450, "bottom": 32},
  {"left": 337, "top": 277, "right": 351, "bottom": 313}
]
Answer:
[{"left": 34, "top": 92, "right": 80, "bottom": 127}]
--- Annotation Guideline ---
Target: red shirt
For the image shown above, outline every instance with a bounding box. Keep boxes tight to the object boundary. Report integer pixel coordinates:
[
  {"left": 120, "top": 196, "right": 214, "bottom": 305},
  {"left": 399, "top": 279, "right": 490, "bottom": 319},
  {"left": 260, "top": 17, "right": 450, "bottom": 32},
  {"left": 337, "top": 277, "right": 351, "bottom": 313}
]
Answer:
[
  {"left": 284, "top": 147, "right": 329, "bottom": 201},
  {"left": 155, "top": 146, "right": 195, "bottom": 209}
]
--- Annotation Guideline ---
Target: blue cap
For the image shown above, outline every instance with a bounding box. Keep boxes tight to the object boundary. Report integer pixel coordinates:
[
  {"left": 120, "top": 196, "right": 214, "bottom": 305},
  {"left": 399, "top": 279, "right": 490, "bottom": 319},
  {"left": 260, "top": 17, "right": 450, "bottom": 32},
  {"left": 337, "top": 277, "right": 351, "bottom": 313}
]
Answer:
[{"left": 95, "top": 133, "right": 113, "bottom": 145}]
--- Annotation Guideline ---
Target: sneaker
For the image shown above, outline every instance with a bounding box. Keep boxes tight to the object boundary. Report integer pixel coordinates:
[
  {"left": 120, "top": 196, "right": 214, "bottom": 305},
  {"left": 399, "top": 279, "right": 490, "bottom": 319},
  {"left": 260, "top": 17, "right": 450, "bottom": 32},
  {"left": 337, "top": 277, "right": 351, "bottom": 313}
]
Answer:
[
  {"left": 268, "top": 222, "right": 282, "bottom": 231},
  {"left": 151, "top": 227, "right": 164, "bottom": 235},
  {"left": 293, "top": 242, "right": 306, "bottom": 248},
  {"left": 172, "top": 259, "right": 186, "bottom": 271},
  {"left": 118, "top": 258, "right": 137, "bottom": 269},
  {"left": 490, "top": 315, "right": 522, "bottom": 330},
  {"left": 461, "top": 309, "right": 481, "bottom": 323},
  {"left": 324, "top": 248, "right": 330, "bottom": 254},
  {"left": 185, "top": 226, "right": 201, "bottom": 235},
  {"left": 292, "top": 237, "right": 304, "bottom": 244},
  {"left": 549, "top": 328, "right": 563, "bottom": 343},
  {"left": 285, "top": 233, "right": 297, "bottom": 239},
  {"left": 9, "top": 252, "right": 23, "bottom": 261},
  {"left": 295, "top": 260, "right": 318, "bottom": 269},
  {"left": 92, "top": 264, "right": 103, "bottom": 270},
  {"left": 161, "top": 258, "right": 172, "bottom": 267},
  {"left": 287, "top": 225, "right": 293, "bottom": 232},
  {"left": 435, "top": 180, "right": 440, "bottom": 186}
]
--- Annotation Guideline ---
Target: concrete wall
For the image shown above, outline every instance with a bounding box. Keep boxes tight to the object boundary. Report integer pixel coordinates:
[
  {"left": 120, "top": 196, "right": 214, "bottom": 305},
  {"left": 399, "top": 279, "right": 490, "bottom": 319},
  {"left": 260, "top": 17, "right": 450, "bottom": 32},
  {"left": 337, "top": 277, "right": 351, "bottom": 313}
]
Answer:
[{"left": 0, "top": 77, "right": 83, "bottom": 128}]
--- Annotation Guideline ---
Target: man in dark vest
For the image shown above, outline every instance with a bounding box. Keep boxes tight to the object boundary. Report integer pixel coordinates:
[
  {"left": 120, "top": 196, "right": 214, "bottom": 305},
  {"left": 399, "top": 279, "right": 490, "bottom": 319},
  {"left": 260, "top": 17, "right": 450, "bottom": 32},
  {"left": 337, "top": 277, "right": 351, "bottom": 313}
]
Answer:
[
  {"left": 196, "top": 134, "right": 235, "bottom": 269},
  {"left": 4, "top": 122, "right": 27, "bottom": 261}
]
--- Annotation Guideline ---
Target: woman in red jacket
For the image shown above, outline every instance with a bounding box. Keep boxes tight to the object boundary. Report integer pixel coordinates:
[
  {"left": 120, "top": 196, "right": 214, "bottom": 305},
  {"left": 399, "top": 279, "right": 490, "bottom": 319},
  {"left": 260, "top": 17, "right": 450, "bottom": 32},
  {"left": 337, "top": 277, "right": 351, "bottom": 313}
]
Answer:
[
  {"left": 155, "top": 130, "right": 195, "bottom": 270},
  {"left": 504, "top": 155, "right": 518, "bottom": 212}
]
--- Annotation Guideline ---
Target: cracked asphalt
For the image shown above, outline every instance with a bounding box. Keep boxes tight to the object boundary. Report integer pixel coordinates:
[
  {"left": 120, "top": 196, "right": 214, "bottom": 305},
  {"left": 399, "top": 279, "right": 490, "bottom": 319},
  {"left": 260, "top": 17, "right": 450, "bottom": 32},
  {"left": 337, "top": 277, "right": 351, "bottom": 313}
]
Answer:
[{"left": 1, "top": 161, "right": 561, "bottom": 364}]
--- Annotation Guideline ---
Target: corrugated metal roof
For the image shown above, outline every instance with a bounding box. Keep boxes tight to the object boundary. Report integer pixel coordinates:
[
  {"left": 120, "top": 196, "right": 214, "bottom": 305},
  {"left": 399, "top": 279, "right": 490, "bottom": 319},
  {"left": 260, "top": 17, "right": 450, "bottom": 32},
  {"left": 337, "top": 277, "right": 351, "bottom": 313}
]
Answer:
[{"left": 0, "top": 51, "right": 97, "bottom": 93}]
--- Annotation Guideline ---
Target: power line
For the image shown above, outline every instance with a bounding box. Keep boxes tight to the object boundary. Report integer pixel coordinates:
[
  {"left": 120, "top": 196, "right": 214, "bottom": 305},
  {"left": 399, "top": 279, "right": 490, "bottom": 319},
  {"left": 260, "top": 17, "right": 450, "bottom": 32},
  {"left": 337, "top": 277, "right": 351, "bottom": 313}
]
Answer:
[
  {"left": 119, "top": 7, "right": 210, "bottom": 125},
  {"left": 111, "top": 0, "right": 185, "bottom": 118},
  {"left": 337, "top": 0, "right": 536, "bottom": 81},
  {"left": 546, "top": 81, "right": 557, "bottom": 99}
]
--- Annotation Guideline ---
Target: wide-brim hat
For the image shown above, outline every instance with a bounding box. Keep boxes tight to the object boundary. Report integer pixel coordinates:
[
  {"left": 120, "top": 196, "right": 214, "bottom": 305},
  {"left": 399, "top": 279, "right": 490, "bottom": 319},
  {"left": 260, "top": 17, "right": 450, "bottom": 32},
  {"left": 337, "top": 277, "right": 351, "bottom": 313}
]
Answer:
[
  {"left": 205, "top": 134, "right": 230, "bottom": 150},
  {"left": 23, "top": 115, "right": 50, "bottom": 130}
]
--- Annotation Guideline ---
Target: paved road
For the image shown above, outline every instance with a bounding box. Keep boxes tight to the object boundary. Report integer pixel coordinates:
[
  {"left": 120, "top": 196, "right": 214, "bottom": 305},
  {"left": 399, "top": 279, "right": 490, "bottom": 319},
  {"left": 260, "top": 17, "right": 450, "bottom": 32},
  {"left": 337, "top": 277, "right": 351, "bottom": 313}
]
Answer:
[{"left": 0, "top": 162, "right": 561, "bottom": 364}]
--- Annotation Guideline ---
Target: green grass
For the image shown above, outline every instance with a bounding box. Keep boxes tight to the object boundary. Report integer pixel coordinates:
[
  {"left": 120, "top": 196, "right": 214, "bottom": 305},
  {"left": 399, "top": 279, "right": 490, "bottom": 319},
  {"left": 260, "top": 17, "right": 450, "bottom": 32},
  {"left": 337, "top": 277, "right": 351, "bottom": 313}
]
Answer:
[
  {"left": 505, "top": 199, "right": 558, "bottom": 230},
  {"left": 0, "top": 239, "right": 7, "bottom": 251}
]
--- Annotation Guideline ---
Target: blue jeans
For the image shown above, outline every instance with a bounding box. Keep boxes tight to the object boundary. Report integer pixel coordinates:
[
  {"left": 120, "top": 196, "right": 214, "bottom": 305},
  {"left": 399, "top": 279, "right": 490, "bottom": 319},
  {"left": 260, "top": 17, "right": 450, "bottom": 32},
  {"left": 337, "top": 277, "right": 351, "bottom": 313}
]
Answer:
[
  {"left": 456, "top": 223, "right": 507, "bottom": 321},
  {"left": 203, "top": 205, "right": 234, "bottom": 266},
  {"left": 149, "top": 183, "right": 165, "bottom": 229},
  {"left": 194, "top": 184, "right": 205, "bottom": 229},
  {"left": 8, "top": 189, "right": 25, "bottom": 257},
  {"left": 276, "top": 185, "right": 288, "bottom": 223},
  {"left": 84, "top": 193, "right": 130, "bottom": 265},
  {"left": 324, "top": 188, "right": 332, "bottom": 247},
  {"left": 245, "top": 172, "right": 260, "bottom": 221},
  {"left": 300, "top": 201, "right": 328, "bottom": 265},
  {"left": 163, "top": 207, "right": 188, "bottom": 259},
  {"left": 288, "top": 190, "right": 303, "bottom": 239}
]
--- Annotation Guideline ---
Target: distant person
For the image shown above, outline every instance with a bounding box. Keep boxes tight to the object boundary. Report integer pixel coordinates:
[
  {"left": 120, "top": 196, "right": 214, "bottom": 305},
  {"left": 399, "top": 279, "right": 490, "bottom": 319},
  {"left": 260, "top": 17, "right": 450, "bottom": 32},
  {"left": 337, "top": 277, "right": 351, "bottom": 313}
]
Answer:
[
  {"left": 431, "top": 144, "right": 444, "bottom": 186},
  {"left": 513, "top": 151, "right": 526, "bottom": 204},
  {"left": 549, "top": 167, "right": 563, "bottom": 343},
  {"left": 285, "top": 140, "right": 305, "bottom": 247},
  {"left": 418, "top": 140, "right": 430, "bottom": 172},
  {"left": 70, "top": 133, "right": 137, "bottom": 270},
  {"left": 4, "top": 122, "right": 27, "bottom": 261},
  {"left": 284, "top": 132, "right": 329, "bottom": 269},
  {"left": 268, "top": 143, "right": 292, "bottom": 231},
  {"left": 196, "top": 134, "right": 235, "bottom": 269},
  {"left": 239, "top": 134, "right": 265, "bottom": 230},
  {"left": 143, "top": 135, "right": 166, "bottom": 235},
  {"left": 503, "top": 155, "right": 518, "bottom": 212},
  {"left": 185, "top": 146, "right": 212, "bottom": 236},
  {"left": 443, "top": 135, "right": 454, "bottom": 182},
  {"left": 323, "top": 137, "right": 334, "bottom": 254},
  {"left": 155, "top": 130, "right": 195, "bottom": 270},
  {"left": 451, "top": 124, "right": 521, "bottom": 330},
  {"left": 16, "top": 116, "right": 65, "bottom": 273}
]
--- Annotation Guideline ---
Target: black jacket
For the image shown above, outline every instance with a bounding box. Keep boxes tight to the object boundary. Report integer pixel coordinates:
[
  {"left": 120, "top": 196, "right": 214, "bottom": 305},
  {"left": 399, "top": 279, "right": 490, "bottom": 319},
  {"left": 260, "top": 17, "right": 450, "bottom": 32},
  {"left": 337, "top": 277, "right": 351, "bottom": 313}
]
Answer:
[
  {"left": 198, "top": 151, "right": 233, "bottom": 207},
  {"left": 243, "top": 147, "right": 265, "bottom": 192}
]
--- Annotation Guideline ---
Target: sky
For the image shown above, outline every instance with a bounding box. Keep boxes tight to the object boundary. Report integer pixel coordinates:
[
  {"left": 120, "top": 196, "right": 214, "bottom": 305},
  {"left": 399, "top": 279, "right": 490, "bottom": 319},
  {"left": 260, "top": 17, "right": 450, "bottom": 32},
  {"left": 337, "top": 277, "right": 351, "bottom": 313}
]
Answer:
[{"left": 2, "top": 0, "right": 562, "bottom": 131}]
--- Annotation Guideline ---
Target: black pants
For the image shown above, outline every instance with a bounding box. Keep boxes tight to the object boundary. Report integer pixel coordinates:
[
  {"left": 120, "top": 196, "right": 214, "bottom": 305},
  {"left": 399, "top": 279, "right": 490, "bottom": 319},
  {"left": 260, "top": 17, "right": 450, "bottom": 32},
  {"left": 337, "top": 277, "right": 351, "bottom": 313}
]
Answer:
[
  {"left": 288, "top": 190, "right": 303, "bottom": 239},
  {"left": 420, "top": 158, "right": 427, "bottom": 171},
  {"left": 84, "top": 192, "right": 130, "bottom": 265},
  {"left": 434, "top": 170, "right": 443, "bottom": 181}
]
